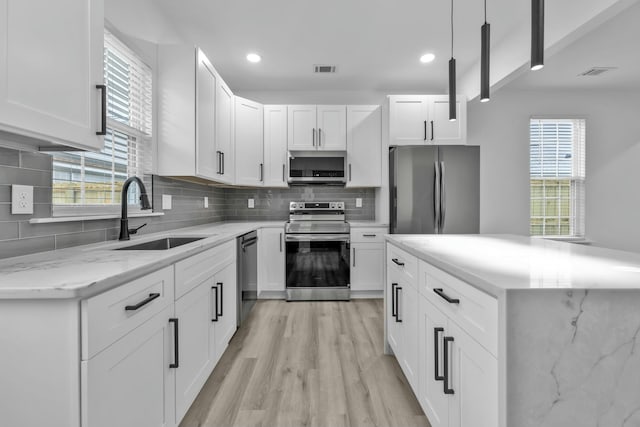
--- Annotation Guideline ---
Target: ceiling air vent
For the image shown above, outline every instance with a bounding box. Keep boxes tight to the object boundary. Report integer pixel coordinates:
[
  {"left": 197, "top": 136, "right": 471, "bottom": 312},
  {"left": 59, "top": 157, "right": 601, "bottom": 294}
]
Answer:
[
  {"left": 578, "top": 67, "right": 617, "bottom": 77},
  {"left": 314, "top": 65, "right": 337, "bottom": 73}
]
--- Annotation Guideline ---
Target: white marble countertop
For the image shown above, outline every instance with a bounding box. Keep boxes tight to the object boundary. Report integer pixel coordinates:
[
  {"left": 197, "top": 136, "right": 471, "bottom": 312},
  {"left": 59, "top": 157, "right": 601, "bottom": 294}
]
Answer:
[
  {"left": 386, "top": 234, "right": 640, "bottom": 297},
  {"left": 0, "top": 221, "right": 284, "bottom": 299},
  {"left": 348, "top": 221, "right": 389, "bottom": 228}
]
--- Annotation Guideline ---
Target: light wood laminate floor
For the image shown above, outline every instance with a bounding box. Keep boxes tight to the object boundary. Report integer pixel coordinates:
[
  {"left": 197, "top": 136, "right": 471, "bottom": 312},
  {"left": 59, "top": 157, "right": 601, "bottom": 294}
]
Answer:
[{"left": 179, "top": 299, "right": 430, "bottom": 427}]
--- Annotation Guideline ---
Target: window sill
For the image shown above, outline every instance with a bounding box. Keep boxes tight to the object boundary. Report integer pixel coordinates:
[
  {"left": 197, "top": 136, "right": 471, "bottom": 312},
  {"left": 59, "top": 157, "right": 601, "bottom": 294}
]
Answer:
[
  {"left": 532, "top": 236, "right": 592, "bottom": 245},
  {"left": 29, "top": 212, "right": 165, "bottom": 224}
]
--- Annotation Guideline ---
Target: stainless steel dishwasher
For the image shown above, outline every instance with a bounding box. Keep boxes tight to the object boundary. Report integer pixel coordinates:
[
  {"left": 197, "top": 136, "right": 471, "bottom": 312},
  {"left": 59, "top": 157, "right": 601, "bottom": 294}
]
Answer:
[{"left": 237, "top": 231, "right": 258, "bottom": 326}]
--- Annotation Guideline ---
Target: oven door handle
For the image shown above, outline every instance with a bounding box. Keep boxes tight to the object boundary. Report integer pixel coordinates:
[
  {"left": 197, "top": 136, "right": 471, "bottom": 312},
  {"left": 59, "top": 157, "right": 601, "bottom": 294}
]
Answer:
[{"left": 285, "top": 234, "right": 350, "bottom": 242}]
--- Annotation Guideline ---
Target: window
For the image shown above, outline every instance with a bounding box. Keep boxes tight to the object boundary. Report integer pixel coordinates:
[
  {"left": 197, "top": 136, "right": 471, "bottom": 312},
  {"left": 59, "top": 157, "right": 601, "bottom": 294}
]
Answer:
[
  {"left": 530, "top": 118, "right": 585, "bottom": 238},
  {"left": 51, "top": 29, "right": 153, "bottom": 216}
]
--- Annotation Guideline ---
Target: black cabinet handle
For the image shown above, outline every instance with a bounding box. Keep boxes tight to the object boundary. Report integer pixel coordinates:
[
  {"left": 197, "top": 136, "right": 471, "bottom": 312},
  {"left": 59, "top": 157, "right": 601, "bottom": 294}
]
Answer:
[
  {"left": 217, "top": 282, "right": 223, "bottom": 317},
  {"left": 221, "top": 152, "right": 225, "bottom": 175},
  {"left": 282, "top": 164, "right": 286, "bottom": 182},
  {"left": 363, "top": 234, "right": 377, "bottom": 237},
  {"left": 443, "top": 336, "right": 454, "bottom": 394},
  {"left": 392, "top": 258, "right": 405, "bottom": 267},
  {"left": 216, "top": 151, "right": 222, "bottom": 174},
  {"left": 318, "top": 128, "right": 322, "bottom": 146},
  {"left": 169, "top": 318, "right": 179, "bottom": 368},
  {"left": 391, "top": 283, "right": 398, "bottom": 318},
  {"left": 424, "top": 120, "right": 427, "bottom": 141},
  {"left": 395, "top": 286, "right": 403, "bottom": 323},
  {"left": 259, "top": 163, "right": 264, "bottom": 182},
  {"left": 434, "top": 327, "right": 445, "bottom": 381},
  {"left": 431, "top": 120, "right": 434, "bottom": 141},
  {"left": 433, "top": 288, "right": 460, "bottom": 304},
  {"left": 96, "top": 84, "right": 107, "bottom": 136},
  {"left": 211, "top": 286, "right": 219, "bottom": 322},
  {"left": 349, "top": 164, "right": 352, "bottom": 181},
  {"left": 353, "top": 247, "right": 356, "bottom": 267},
  {"left": 312, "top": 128, "right": 316, "bottom": 146},
  {"left": 125, "top": 293, "right": 160, "bottom": 311},
  {"left": 279, "top": 232, "right": 283, "bottom": 252}
]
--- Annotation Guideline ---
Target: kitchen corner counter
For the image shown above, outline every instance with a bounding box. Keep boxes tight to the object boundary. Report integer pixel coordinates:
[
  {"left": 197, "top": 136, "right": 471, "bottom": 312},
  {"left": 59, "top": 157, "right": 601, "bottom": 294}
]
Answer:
[
  {"left": 348, "top": 221, "right": 389, "bottom": 228},
  {"left": 0, "top": 221, "right": 284, "bottom": 300}
]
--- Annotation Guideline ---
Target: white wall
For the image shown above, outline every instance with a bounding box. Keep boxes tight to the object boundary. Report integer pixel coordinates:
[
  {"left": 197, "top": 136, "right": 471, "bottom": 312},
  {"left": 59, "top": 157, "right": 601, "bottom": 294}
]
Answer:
[
  {"left": 235, "top": 90, "right": 389, "bottom": 106},
  {"left": 469, "top": 88, "right": 640, "bottom": 252}
]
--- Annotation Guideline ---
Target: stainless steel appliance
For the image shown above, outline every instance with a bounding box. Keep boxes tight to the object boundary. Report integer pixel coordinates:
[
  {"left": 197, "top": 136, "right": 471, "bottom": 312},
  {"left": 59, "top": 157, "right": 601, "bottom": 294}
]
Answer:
[
  {"left": 285, "top": 201, "right": 350, "bottom": 301},
  {"left": 288, "top": 155, "right": 346, "bottom": 185},
  {"left": 237, "top": 231, "right": 258, "bottom": 326},
  {"left": 390, "top": 146, "right": 480, "bottom": 234}
]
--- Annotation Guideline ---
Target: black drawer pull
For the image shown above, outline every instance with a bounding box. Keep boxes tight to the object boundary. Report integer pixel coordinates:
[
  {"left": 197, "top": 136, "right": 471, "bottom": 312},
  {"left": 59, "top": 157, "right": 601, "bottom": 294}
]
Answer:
[
  {"left": 125, "top": 293, "right": 160, "bottom": 311},
  {"left": 391, "top": 283, "right": 398, "bottom": 318},
  {"left": 96, "top": 84, "right": 107, "bottom": 135},
  {"left": 363, "top": 234, "right": 377, "bottom": 237},
  {"left": 212, "top": 286, "right": 219, "bottom": 322},
  {"left": 392, "top": 258, "right": 405, "bottom": 266},
  {"left": 218, "top": 282, "right": 224, "bottom": 317},
  {"left": 443, "top": 336, "right": 454, "bottom": 394},
  {"left": 169, "top": 318, "right": 179, "bottom": 368},
  {"left": 434, "top": 288, "right": 460, "bottom": 304},
  {"left": 434, "top": 327, "right": 445, "bottom": 381},
  {"left": 395, "top": 286, "right": 403, "bottom": 323}
]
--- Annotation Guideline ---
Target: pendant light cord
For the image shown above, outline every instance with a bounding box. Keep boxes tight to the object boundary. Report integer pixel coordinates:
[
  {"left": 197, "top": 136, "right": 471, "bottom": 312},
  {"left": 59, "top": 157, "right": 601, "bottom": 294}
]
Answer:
[
  {"left": 484, "top": 0, "right": 487, "bottom": 23},
  {"left": 450, "top": 0, "right": 454, "bottom": 58}
]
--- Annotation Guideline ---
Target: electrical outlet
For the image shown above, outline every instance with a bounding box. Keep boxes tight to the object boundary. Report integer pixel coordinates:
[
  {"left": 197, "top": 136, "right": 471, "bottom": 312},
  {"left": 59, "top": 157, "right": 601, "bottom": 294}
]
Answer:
[
  {"left": 204, "top": 197, "right": 209, "bottom": 208},
  {"left": 162, "top": 194, "right": 172, "bottom": 210},
  {"left": 11, "top": 185, "right": 33, "bottom": 215},
  {"left": 248, "top": 198, "right": 255, "bottom": 209},
  {"left": 356, "top": 198, "right": 363, "bottom": 208}
]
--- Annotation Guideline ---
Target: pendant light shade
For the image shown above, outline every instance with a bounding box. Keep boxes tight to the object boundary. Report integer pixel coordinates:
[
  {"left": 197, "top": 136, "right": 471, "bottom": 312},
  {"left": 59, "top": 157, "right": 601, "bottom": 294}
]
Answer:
[
  {"left": 480, "top": 0, "right": 490, "bottom": 102},
  {"left": 531, "top": 0, "right": 544, "bottom": 71},
  {"left": 449, "top": 0, "right": 457, "bottom": 121}
]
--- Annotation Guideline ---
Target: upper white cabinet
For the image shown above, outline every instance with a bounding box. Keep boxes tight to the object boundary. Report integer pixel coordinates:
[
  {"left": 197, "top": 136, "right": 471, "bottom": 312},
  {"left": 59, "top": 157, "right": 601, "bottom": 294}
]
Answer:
[
  {"left": 235, "top": 97, "right": 264, "bottom": 186},
  {"left": 288, "top": 105, "right": 346, "bottom": 151},
  {"left": 0, "top": 0, "right": 104, "bottom": 151},
  {"left": 157, "top": 45, "right": 232, "bottom": 184},
  {"left": 346, "top": 105, "right": 382, "bottom": 187},
  {"left": 263, "top": 106, "right": 289, "bottom": 188},
  {"left": 389, "top": 95, "right": 467, "bottom": 146}
]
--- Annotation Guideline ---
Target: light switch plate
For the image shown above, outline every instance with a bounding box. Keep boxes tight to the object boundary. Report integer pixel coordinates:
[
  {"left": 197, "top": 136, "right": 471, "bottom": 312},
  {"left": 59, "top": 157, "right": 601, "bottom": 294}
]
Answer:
[
  {"left": 248, "top": 198, "right": 255, "bottom": 209},
  {"left": 162, "top": 194, "right": 172, "bottom": 210},
  {"left": 356, "top": 198, "right": 363, "bottom": 208},
  {"left": 11, "top": 185, "right": 33, "bottom": 214},
  {"left": 204, "top": 197, "right": 209, "bottom": 208}
]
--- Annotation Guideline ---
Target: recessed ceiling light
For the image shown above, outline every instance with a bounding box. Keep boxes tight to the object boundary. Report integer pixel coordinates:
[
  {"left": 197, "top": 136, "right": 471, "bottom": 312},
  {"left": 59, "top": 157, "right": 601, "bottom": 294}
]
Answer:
[
  {"left": 420, "top": 53, "right": 435, "bottom": 64},
  {"left": 246, "top": 53, "right": 261, "bottom": 63}
]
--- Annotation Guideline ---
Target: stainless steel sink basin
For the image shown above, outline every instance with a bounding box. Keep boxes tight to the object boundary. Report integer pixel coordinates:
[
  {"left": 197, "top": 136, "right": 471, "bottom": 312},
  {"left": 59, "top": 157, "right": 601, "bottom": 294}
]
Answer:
[{"left": 114, "top": 237, "right": 206, "bottom": 250}]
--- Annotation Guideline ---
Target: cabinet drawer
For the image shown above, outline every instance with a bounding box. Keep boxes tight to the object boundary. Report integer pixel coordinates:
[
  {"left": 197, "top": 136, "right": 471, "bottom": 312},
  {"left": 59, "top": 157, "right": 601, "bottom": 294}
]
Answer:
[
  {"left": 387, "top": 243, "right": 418, "bottom": 287},
  {"left": 419, "top": 260, "right": 498, "bottom": 357},
  {"left": 175, "top": 240, "right": 235, "bottom": 298},
  {"left": 351, "top": 227, "right": 387, "bottom": 243},
  {"left": 81, "top": 266, "right": 174, "bottom": 360}
]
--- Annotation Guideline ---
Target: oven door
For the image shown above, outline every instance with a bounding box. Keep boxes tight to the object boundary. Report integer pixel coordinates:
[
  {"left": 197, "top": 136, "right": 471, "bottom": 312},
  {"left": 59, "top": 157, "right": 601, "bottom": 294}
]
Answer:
[{"left": 285, "top": 234, "right": 350, "bottom": 289}]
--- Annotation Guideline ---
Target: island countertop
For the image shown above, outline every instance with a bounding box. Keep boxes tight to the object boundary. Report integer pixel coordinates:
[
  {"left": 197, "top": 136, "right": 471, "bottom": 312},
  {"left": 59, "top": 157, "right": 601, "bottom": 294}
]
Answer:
[{"left": 385, "top": 234, "right": 640, "bottom": 297}]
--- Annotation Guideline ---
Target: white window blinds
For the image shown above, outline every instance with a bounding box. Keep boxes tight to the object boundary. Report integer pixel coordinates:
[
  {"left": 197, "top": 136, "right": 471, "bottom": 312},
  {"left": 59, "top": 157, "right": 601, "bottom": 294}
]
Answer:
[
  {"left": 530, "top": 119, "right": 586, "bottom": 237},
  {"left": 52, "top": 30, "right": 153, "bottom": 216}
]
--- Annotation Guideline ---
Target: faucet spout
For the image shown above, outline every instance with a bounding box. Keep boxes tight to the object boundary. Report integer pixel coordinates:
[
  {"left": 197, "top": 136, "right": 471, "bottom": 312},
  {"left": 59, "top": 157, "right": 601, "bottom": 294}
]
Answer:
[{"left": 119, "top": 176, "right": 151, "bottom": 241}]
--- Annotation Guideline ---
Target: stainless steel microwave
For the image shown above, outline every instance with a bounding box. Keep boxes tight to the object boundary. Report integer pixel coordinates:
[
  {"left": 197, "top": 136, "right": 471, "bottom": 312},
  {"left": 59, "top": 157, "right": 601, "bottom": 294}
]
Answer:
[{"left": 288, "top": 155, "right": 346, "bottom": 185}]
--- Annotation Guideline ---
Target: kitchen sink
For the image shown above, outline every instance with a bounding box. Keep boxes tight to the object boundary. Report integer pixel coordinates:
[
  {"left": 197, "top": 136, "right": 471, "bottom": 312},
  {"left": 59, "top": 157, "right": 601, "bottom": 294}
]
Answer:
[{"left": 114, "top": 237, "right": 206, "bottom": 250}]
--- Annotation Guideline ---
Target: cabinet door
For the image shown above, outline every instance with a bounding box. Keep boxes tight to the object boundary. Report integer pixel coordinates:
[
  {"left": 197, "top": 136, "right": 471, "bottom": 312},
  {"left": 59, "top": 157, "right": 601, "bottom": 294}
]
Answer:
[
  {"left": 448, "top": 322, "right": 498, "bottom": 427},
  {"left": 83, "top": 305, "right": 175, "bottom": 427},
  {"left": 389, "top": 95, "right": 429, "bottom": 146},
  {"left": 386, "top": 270, "right": 403, "bottom": 356},
  {"left": 400, "top": 281, "right": 419, "bottom": 391},
  {"left": 351, "top": 243, "right": 384, "bottom": 292},
  {"left": 0, "top": 0, "right": 104, "bottom": 151},
  {"left": 263, "top": 105, "right": 288, "bottom": 187},
  {"left": 317, "top": 105, "right": 346, "bottom": 150},
  {"left": 235, "top": 97, "right": 264, "bottom": 186},
  {"left": 287, "top": 105, "right": 316, "bottom": 150},
  {"left": 346, "top": 105, "right": 381, "bottom": 187},
  {"left": 428, "top": 95, "right": 467, "bottom": 145},
  {"left": 417, "top": 296, "right": 449, "bottom": 427},
  {"left": 174, "top": 281, "right": 214, "bottom": 422},
  {"left": 257, "top": 228, "right": 285, "bottom": 294},
  {"left": 216, "top": 78, "right": 234, "bottom": 184},
  {"left": 195, "top": 50, "right": 217, "bottom": 180},
  {"left": 211, "top": 262, "right": 237, "bottom": 364}
]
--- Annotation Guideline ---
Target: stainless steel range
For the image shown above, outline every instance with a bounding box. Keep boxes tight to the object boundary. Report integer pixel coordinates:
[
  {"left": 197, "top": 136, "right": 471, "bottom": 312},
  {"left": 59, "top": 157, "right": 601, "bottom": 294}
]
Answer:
[{"left": 285, "top": 201, "right": 350, "bottom": 301}]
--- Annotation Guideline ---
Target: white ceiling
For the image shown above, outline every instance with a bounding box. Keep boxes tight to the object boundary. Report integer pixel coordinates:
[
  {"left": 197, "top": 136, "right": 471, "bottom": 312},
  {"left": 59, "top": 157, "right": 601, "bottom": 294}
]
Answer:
[
  {"left": 509, "top": 1, "right": 640, "bottom": 90},
  {"left": 154, "top": 0, "right": 529, "bottom": 93}
]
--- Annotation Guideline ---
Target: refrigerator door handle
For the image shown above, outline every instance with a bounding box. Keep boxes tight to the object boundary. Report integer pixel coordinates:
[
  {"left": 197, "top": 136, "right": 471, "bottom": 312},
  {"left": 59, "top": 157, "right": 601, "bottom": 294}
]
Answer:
[
  {"left": 434, "top": 161, "right": 441, "bottom": 233},
  {"left": 440, "top": 161, "right": 446, "bottom": 231}
]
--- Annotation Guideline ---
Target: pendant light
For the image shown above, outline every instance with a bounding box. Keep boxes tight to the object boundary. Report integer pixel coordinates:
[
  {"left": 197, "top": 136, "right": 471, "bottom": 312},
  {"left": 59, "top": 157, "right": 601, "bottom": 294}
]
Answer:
[
  {"left": 448, "top": 0, "right": 457, "bottom": 121},
  {"left": 480, "top": 0, "right": 490, "bottom": 102},
  {"left": 531, "top": 0, "right": 544, "bottom": 70}
]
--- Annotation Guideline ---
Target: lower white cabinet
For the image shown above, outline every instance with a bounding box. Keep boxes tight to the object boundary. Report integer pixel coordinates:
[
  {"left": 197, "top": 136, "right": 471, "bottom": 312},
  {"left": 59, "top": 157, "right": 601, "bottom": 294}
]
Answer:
[
  {"left": 211, "top": 262, "right": 238, "bottom": 363},
  {"left": 257, "top": 227, "right": 285, "bottom": 296},
  {"left": 351, "top": 243, "right": 384, "bottom": 292}
]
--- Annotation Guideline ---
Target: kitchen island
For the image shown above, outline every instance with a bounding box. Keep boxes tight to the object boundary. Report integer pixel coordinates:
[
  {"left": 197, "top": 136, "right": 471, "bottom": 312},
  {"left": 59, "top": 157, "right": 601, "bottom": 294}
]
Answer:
[{"left": 385, "top": 234, "right": 640, "bottom": 427}]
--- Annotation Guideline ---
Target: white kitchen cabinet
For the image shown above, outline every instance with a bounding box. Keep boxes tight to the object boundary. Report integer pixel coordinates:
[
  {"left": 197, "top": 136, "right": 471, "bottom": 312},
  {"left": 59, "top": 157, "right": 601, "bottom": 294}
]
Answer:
[
  {"left": 0, "top": 0, "right": 104, "bottom": 151},
  {"left": 258, "top": 227, "right": 285, "bottom": 297},
  {"left": 350, "top": 227, "right": 386, "bottom": 294},
  {"left": 235, "top": 97, "right": 264, "bottom": 186},
  {"left": 288, "top": 105, "right": 346, "bottom": 150},
  {"left": 399, "top": 279, "right": 419, "bottom": 390},
  {"left": 388, "top": 95, "right": 467, "bottom": 146},
  {"left": 346, "top": 105, "right": 382, "bottom": 187},
  {"left": 263, "top": 106, "right": 289, "bottom": 187},
  {"left": 195, "top": 51, "right": 218, "bottom": 179},
  {"left": 82, "top": 305, "right": 175, "bottom": 427},
  {"left": 216, "top": 78, "right": 235, "bottom": 184},
  {"left": 211, "top": 262, "right": 238, "bottom": 364}
]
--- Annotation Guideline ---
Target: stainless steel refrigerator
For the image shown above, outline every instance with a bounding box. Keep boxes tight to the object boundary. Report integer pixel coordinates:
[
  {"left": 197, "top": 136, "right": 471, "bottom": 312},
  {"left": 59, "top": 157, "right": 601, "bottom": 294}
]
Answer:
[{"left": 389, "top": 146, "right": 479, "bottom": 234}]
